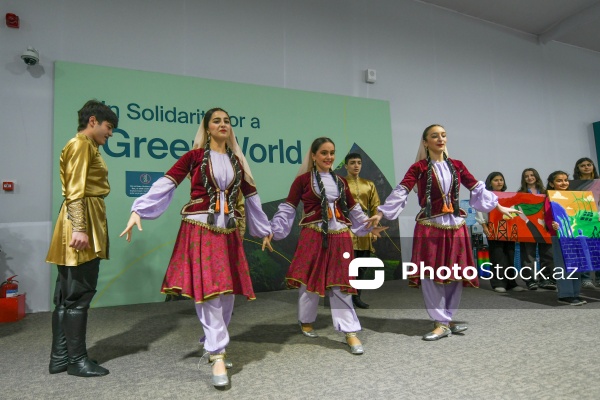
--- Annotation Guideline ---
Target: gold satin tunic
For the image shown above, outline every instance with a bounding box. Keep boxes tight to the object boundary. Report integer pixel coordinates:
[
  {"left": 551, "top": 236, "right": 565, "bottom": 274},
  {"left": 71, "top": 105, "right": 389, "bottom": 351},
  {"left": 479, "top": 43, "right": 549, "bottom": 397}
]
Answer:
[
  {"left": 347, "top": 176, "right": 380, "bottom": 252},
  {"left": 46, "top": 134, "right": 110, "bottom": 266}
]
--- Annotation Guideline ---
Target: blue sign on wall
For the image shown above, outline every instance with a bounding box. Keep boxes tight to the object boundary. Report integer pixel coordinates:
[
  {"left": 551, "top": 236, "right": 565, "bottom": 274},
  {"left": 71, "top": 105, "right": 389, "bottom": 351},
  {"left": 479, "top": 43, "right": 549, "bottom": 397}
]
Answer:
[{"left": 125, "top": 171, "right": 164, "bottom": 197}]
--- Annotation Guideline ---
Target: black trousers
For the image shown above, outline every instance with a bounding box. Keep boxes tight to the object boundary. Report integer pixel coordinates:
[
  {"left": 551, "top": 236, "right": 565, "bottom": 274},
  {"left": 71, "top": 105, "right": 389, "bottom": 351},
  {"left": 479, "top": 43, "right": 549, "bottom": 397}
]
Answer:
[
  {"left": 520, "top": 242, "right": 555, "bottom": 283},
  {"left": 488, "top": 240, "right": 517, "bottom": 289},
  {"left": 53, "top": 258, "right": 100, "bottom": 310}
]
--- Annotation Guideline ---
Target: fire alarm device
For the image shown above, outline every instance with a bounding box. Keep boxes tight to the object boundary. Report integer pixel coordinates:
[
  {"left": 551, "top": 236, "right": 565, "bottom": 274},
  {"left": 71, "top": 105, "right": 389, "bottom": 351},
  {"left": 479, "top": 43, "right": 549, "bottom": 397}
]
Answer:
[
  {"left": 6, "top": 13, "right": 19, "bottom": 29},
  {"left": 3, "top": 182, "right": 14, "bottom": 191}
]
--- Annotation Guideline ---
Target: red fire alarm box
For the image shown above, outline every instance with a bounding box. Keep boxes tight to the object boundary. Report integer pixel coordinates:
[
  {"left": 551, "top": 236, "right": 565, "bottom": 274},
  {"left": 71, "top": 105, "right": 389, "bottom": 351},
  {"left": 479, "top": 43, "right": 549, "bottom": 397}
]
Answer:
[
  {"left": 0, "top": 293, "right": 26, "bottom": 322},
  {"left": 3, "top": 182, "right": 14, "bottom": 191},
  {"left": 6, "top": 13, "right": 19, "bottom": 29}
]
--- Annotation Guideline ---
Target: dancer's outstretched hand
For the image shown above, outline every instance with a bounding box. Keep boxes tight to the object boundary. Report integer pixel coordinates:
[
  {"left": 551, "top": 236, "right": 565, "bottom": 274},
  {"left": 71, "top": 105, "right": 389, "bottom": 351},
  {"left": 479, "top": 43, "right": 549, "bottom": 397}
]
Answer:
[
  {"left": 371, "top": 225, "right": 389, "bottom": 238},
  {"left": 497, "top": 204, "right": 521, "bottom": 219},
  {"left": 120, "top": 212, "right": 143, "bottom": 242}
]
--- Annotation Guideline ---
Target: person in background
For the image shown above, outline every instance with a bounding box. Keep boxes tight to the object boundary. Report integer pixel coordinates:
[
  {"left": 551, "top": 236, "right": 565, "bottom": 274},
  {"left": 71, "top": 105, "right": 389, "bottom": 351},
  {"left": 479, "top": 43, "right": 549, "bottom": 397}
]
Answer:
[
  {"left": 46, "top": 100, "right": 118, "bottom": 377},
  {"left": 545, "top": 171, "right": 585, "bottom": 306},
  {"left": 476, "top": 172, "right": 523, "bottom": 293},
  {"left": 517, "top": 168, "right": 556, "bottom": 291},
  {"left": 572, "top": 157, "right": 600, "bottom": 289},
  {"left": 344, "top": 152, "right": 381, "bottom": 309}
]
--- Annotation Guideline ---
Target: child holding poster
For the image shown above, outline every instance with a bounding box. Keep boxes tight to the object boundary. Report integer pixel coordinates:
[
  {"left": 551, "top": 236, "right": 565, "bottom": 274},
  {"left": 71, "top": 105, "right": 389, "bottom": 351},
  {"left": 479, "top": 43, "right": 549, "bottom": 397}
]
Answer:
[
  {"left": 572, "top": 157, "right": 600, "bottom": 289},
  {"left": 545, "top": 171, "right": 585, "bottom": 306},
  {"left": 476, "top": 172, "right": 523, "bottom": 293},
  {"left": 517, "top": 168, "right": 556, "bottom": 291}
]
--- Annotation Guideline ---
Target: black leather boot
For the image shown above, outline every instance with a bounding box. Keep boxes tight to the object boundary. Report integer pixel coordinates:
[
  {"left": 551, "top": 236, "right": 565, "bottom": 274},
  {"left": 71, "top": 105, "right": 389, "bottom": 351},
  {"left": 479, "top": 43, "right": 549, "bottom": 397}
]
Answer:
[
  {"left": 352, "top": 290, "right": 370, "bottom": 309},
  {"left": 49, "top": 306, "right": 68, "bottom": 374},
  {"left": 64, "top": 308, "right": 109, "bottom": 377}
]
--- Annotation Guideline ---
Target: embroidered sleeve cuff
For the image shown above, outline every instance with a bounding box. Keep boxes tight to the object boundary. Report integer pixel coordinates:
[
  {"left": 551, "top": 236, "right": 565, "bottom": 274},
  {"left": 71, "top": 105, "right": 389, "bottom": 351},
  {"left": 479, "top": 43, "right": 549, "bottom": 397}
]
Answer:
[
  {"left": 67, "top": 199, "right": 86, "bottom": 232},
  {"left": 164, "top": 174, "right": 178, "bottom": 187}
]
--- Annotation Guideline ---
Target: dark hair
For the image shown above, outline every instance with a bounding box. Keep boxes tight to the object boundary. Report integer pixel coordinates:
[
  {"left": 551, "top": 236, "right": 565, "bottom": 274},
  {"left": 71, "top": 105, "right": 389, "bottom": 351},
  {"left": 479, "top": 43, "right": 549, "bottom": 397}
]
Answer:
[
  {"left": 573, "top": 157, "right": 599, "bottom": 180},
  {"left": 200, "top": 107, "right": 240, "bottom": 228},
  {"left": 77, "top": 100, "right": 118, "bottom": 132},
  {"left": 547, "top": 170, "right": 569, "bottom": 190},
  {"left": 485, "top": 172, "right": 507, "bottom": 192},
  {"left": 344, "top": 152, "right": 362, "bottom": 164},
  {"left": 422, "top": 124, "right": 444, "bottom": 141},
  {"left": 203, "top": 107, "right": 228, "bottom": 131},
  {"left": 310, "top": 137, "right": 349, "bottom": 248},
  {"left": 518, "top": 168, "right": 545, "bottom": 194},
  {"left": 421, "top": 124, "right": 459, "bottom": 218}
]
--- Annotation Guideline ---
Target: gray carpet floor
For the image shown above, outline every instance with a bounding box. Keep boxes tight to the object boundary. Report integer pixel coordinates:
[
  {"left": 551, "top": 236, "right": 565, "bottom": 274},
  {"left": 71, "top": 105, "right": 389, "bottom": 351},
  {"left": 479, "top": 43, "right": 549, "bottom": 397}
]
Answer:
[{"left": 1, "top": 279, "right": 600, "bottom": 400}]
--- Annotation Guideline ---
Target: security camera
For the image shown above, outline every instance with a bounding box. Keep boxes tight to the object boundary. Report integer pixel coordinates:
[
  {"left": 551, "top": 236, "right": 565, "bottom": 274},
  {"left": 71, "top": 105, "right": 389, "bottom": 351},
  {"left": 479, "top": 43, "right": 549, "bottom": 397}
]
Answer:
[{"left": 21, "top": 47, "right": 39, "bottom": 66}]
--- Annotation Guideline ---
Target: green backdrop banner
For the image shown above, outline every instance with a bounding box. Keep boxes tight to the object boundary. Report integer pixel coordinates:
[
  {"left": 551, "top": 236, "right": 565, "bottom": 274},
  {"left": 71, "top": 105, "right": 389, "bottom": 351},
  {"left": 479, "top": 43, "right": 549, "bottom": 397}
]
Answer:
[{"left": 52, "top": 61, "right": 397, "bottom": 307}]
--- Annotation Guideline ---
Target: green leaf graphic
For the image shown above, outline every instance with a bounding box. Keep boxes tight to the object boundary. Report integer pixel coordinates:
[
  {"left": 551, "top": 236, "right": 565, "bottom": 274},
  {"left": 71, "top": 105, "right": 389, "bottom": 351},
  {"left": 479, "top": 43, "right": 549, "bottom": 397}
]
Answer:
[{"left": 515, "top": 202, "right": 543, "bottom": 215}]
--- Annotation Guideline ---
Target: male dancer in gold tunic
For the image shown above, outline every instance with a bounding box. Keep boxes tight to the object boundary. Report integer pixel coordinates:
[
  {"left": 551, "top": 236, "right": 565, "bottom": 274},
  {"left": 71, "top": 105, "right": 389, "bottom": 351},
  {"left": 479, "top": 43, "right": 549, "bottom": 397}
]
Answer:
[
  {"left": 344, "top": 153, "right": 380, "bottom": 309},
  {"left": 46, "top": 100, "right": 118, "bottom": 377}
]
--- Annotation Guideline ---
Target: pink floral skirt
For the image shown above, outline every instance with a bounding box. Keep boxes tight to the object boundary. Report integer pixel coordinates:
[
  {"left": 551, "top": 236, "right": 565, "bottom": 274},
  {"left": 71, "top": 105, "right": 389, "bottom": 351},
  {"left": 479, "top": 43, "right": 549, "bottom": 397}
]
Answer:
[
  {"left": 161, "top": 220, "right": 255, "bottom": 302},
  {"left": 409, "top": 221, "right": 479, "bottom": 288},
  {"left": 285, "top": 227, "right": 358, "bottom": 296}
]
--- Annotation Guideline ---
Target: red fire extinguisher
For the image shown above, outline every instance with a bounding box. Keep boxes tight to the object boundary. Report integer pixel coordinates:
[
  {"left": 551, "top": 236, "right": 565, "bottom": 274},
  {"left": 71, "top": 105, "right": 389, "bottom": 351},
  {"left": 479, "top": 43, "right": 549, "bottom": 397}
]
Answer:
[{"left": 0, "top": 275, "right": 18, "bottom": 298}]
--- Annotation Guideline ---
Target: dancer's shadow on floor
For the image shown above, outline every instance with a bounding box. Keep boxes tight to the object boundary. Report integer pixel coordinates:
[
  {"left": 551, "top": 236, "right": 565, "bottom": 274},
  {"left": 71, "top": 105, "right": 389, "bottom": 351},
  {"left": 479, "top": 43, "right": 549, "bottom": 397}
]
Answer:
[
  {"left": 358, "top": 316, "right": 470, "bottom": 337},
  {"left": 358, "top": 316, "right": 435, "bottom": 337},
  {"left": 181, "top": 320, "right": 350, "bottom": 375},
  {"left": 88, "top": 311, "right": 187, "bottom": 364}
]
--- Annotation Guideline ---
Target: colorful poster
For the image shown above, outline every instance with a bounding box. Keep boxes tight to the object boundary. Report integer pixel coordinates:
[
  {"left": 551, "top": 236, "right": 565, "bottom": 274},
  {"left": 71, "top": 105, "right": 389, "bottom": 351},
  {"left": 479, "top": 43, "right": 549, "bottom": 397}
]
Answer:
[
  {"left": 52, "top": 61, "right": 398, "bottom": 307},
  {"left": 548, "top": 190, "right": 599, "bottom": 238},
  {"left": 547, "top": 190, "right": 600, "bottom": 272},
  {"left": 487, "top": 192, "right": 550, "bottom": 244}
]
